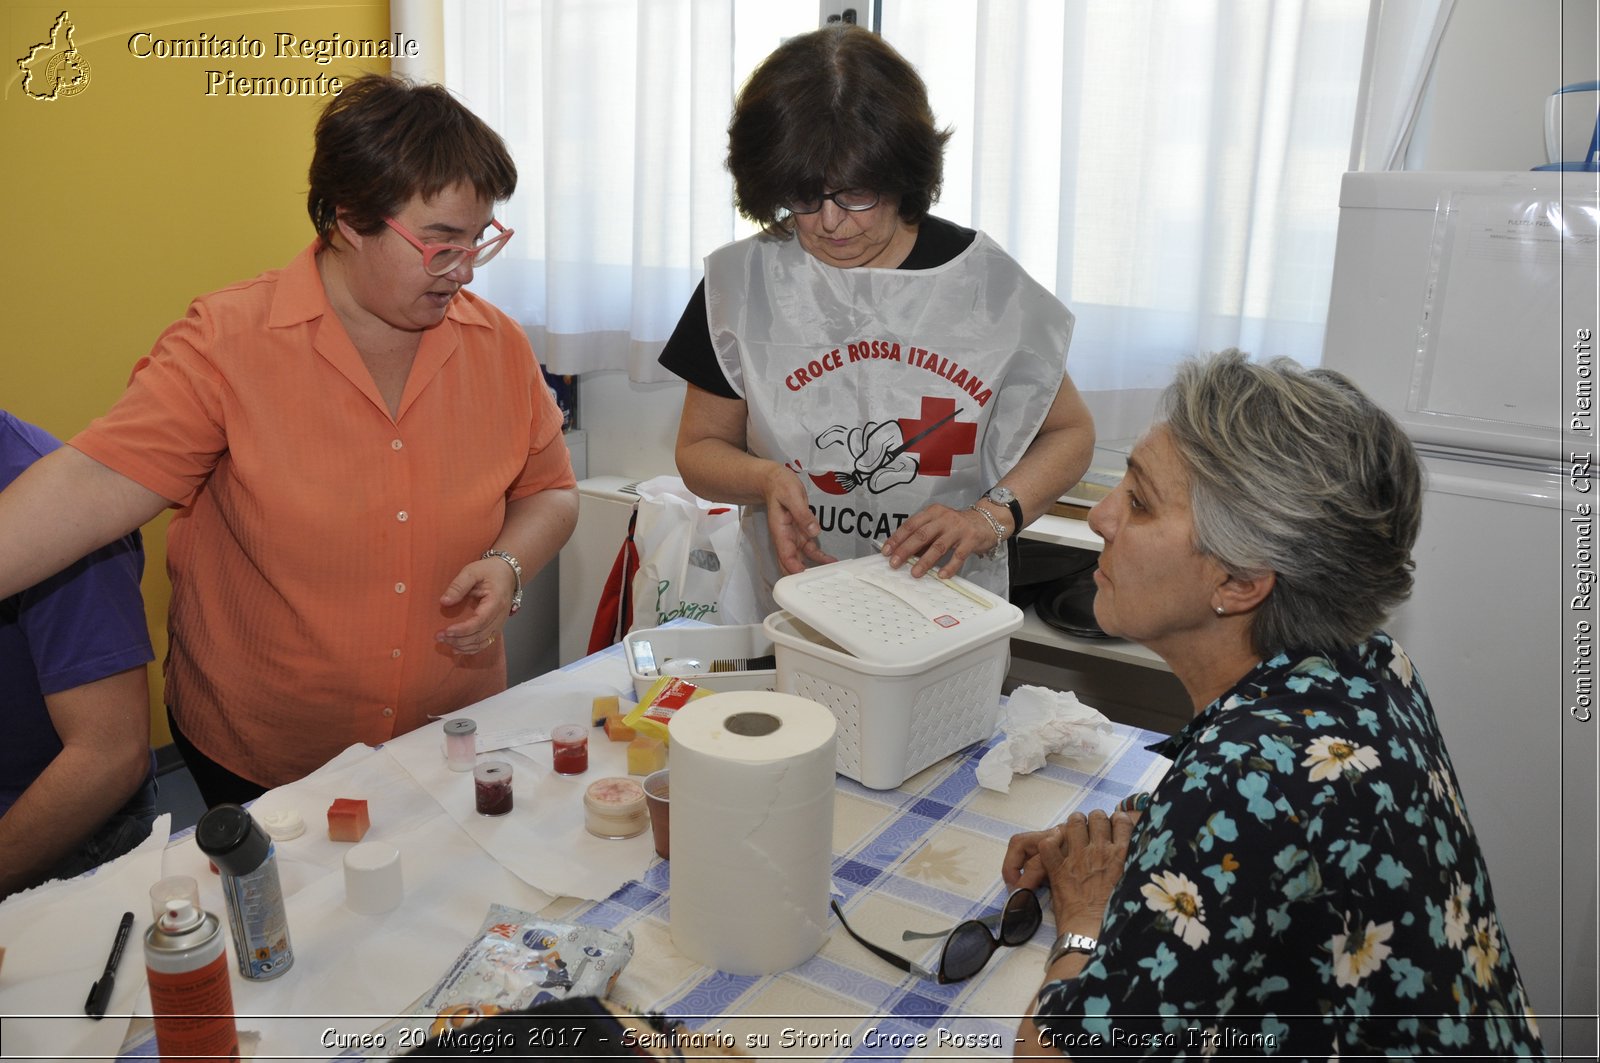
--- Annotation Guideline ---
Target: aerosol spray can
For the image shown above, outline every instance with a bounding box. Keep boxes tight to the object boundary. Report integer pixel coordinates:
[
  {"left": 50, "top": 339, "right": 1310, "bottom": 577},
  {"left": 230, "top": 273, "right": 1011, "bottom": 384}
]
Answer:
[
  {"left": 196, "top": 804, "right": 294, "bottom": 980},
  {"left": 143, "top": 876, "right": 240, "bottom": 1062}
]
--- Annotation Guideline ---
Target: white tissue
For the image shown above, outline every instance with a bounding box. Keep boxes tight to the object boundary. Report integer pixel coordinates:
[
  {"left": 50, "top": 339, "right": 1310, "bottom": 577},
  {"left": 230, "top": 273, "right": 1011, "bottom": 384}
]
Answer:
[{"left": 975, "top": 685, "right": 1114, "bottom": 792}]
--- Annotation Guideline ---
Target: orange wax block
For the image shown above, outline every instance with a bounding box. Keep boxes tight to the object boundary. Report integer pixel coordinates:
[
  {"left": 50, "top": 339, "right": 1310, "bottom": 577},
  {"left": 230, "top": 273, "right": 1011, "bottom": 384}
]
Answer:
[
  {"left": 591, "top": 695, "right": 620, "bottom": 725},
  {"left": 627, "top": 735, "right": 667, "bottom": 776},
  {"left": 327, "top": 798, "right": 370, "bottom": 842},
  {"left": 603, "top": 715, "right": 636, "bottom": 742}
]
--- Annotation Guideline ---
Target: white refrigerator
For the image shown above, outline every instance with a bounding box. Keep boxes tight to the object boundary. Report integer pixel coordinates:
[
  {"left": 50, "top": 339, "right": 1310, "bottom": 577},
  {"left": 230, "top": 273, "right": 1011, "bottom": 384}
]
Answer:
[{"left": 1321, "top": 171, "right": 1597, "bottom": 1053}]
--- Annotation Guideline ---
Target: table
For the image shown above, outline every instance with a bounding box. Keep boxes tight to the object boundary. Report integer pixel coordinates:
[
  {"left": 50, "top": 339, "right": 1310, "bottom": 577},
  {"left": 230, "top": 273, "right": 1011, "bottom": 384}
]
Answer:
[{"left": 0, "top": 639, "right": 1169, "bottom": 1061}]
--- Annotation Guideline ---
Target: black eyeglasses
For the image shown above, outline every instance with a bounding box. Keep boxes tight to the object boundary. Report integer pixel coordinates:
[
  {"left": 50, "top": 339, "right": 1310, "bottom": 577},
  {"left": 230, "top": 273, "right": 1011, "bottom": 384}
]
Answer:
[
  {"left": 784, "top": 189, "right": 881, "bottom": 215},
  {"left": 830, "top": 890, "right": 1042, "bottom": 984}
]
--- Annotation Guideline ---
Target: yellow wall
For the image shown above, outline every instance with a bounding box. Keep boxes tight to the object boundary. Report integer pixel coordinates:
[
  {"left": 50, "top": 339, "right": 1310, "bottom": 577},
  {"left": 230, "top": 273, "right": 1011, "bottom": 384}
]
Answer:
[{"left": 2, "top": 1, "right": 391, "bottom": 743}]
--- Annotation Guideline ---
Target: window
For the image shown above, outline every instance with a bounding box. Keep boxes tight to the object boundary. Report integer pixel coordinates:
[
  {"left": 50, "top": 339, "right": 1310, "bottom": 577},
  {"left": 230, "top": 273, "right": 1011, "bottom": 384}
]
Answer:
[{"left": 435, "top": 1, "right": 1369, "bottom": 392}]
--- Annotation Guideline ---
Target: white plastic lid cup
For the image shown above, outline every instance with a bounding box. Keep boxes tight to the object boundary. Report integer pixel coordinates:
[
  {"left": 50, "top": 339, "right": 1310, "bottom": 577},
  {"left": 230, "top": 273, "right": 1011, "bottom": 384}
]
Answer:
[
  {"left": 443, "top": 718, "right": 478, "bottom": 772},
  {"left": 343, "top": 843, "right": 403, "bottom": 914},
  {"left": 149, "top": 875, "right": 201, "bottom": 921}
]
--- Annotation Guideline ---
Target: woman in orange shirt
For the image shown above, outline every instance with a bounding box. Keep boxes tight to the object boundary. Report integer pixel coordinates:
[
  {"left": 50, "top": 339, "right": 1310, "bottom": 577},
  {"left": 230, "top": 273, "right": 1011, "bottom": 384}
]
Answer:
[{"left": 0, "top": 77, "right": 577, "bottom": 806}]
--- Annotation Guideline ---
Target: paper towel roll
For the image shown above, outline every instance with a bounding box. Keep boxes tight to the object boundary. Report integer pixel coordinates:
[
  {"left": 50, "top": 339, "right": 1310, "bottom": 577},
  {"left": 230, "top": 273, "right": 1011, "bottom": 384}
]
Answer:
[{"left": 668, "top": 691, "right": 837, "bottom": 975}]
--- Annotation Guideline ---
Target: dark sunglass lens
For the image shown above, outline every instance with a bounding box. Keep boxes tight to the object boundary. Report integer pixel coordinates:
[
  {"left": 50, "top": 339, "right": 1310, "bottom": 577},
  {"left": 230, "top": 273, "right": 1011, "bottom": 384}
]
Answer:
[
  {"left": 1001, "top": 891, "right": 1043, "bottom": 945},
  {"left": 940, "top": 920, "right": 996, "bottom": 982}
]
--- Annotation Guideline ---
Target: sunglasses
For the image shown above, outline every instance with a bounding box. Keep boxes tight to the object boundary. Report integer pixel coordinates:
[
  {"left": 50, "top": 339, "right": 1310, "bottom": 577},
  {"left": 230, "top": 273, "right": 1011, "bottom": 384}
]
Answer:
[{"left": 830, "top": 889, "right": 1042, "bottom": 984}]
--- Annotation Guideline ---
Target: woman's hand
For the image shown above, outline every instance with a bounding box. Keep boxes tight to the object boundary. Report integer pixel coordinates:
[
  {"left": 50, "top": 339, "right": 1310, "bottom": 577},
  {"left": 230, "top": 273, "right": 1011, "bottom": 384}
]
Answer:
[
  {"left": 1003, "top": 807, "right": 1141, "bottom": 894},
  {"left": 764, "top": 464, "right": 836, "bottom": 575},
  {"left": 1001, "top": 827, "right": 1057, "bottom": 891},
  {"left": 1036, "top": 809, "right": 1138, "bottom": 932},
  {"left": 881, "top": 502, "right": 996, "bottom": 579},
  {"left": 435, "top": 557, "right": 517, "bottom": 655}
]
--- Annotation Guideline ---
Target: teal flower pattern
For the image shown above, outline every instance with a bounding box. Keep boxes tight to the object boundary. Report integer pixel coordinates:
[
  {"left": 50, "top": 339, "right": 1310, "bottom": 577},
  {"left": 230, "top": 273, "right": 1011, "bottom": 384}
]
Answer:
[{"left": 1035, "top": 634, "right": 1544, "bottom": 1058}]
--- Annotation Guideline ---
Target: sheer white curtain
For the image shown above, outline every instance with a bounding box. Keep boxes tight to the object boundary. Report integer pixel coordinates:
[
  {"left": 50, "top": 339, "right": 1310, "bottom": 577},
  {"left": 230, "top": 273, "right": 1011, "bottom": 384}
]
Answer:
[
  {"left": 1347, "top": 0, "right": 1456, "bottom": 171},
  {"left": 431, "top": 0, "right": 817, "bottom": 381},
  {"left": 885, "top": 0, "right": 1371, "bottom": 390},
  {"left": 411, "top": 1, "right": 1376, "bottom": 390}
]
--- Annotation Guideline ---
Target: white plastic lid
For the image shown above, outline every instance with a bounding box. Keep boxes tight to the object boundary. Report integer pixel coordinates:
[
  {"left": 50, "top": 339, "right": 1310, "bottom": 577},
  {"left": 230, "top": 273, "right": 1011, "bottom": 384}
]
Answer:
[
  {"left": 160, "top": 899, "right": 203, "bottom": 933},
  {"left": 772, "top": 555, "right": 1022, "bottom": 666},
  {"left": 148, "top": 874, "right": 200, "bottom": 922}
]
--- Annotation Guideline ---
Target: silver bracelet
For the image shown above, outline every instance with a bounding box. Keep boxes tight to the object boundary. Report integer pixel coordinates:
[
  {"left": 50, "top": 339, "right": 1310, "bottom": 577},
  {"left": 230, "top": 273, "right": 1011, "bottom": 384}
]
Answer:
[
  {"left": 970, "top": 503, "right": 1006, "bottom": 560},
  {"left": 1044, "top": 931, "right": 1098, "bottom": 970},
  {"left": 481, "top": 549, "right": 523, "bottom": 616}
]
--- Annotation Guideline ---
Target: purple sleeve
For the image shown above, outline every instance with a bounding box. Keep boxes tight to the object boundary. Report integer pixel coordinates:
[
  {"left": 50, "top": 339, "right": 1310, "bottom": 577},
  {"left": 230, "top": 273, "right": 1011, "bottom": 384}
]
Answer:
[{"left": 18, "top": 532, "right": 154, "bottom": 695}]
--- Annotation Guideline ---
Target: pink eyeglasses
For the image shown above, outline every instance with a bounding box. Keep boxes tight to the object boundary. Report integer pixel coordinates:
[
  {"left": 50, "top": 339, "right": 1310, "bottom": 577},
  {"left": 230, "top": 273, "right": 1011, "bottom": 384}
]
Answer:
[{"left": 383, "top": 216, "right": 514, "bottom": 276}]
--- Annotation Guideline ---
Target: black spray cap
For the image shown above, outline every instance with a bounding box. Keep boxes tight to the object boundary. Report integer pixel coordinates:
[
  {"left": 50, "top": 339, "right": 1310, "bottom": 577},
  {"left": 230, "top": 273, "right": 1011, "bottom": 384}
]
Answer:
[{"left": 195, "top": 803, "right": 270, "bottom": 875}]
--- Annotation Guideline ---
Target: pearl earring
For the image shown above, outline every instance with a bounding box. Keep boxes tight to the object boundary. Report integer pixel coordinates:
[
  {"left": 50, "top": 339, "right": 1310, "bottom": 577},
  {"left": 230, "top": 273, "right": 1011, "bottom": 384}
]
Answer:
[{"left": 1214, "top": 606, "right": 1225, "bottom": 617}]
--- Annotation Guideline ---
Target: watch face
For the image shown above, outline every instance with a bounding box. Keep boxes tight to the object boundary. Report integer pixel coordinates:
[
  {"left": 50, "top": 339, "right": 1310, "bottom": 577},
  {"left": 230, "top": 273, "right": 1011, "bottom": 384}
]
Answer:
[{"left": 988, "top": 487, "right": 1016, "bottom": 505}]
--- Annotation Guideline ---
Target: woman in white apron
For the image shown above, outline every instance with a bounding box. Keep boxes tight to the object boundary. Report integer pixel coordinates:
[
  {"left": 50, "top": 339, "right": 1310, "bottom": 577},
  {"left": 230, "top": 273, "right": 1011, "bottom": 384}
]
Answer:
[{"left": 659, "top": 24, "right": 1093, "bottom": 620}]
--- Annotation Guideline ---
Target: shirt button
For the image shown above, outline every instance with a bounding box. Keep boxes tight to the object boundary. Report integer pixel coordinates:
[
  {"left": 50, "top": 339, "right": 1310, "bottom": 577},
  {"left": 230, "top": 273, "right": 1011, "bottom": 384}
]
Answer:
[
  {"left": 394, "top": 582, "right": 406, "bottom": 594},
  {"left": 397, "top": 511, "right": 409, "bottom": 522},
  {"left": 381, "top": 706, "right": 395, "bottom": 718},
  {"left": 391, "top": 439, "right": 404, "bottom": 450},
  {"left": 391, "top": 648, "right": 402, "bottom": 659}
]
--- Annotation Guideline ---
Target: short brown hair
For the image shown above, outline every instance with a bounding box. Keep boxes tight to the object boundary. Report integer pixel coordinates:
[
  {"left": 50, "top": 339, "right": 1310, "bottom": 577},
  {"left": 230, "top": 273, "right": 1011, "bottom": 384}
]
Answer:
[
  {"left": 307, "top": 75, "right": 517, "bottom": 244},
  {"left": 728, "top": 26, "right": 952, "bottom": 237}
]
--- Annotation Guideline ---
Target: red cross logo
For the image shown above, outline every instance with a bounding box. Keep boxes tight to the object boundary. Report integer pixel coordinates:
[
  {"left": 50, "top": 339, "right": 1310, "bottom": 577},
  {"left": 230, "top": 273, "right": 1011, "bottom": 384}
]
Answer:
[{"left": 897, "top": 397, "right": 976, "bottom": 477}]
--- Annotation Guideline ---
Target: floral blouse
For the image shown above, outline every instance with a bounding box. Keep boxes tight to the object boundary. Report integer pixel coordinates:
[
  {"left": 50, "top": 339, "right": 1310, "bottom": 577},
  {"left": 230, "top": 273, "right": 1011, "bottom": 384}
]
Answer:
[{"left": 1035, "top": 634, "right": 1545, "bottom": 1059}]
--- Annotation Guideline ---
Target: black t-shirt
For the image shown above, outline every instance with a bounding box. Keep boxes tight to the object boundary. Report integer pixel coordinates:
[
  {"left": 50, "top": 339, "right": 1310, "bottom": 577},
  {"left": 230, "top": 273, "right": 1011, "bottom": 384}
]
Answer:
[{"left": 657, "top": 216, "right": 977, "bottom": 398}]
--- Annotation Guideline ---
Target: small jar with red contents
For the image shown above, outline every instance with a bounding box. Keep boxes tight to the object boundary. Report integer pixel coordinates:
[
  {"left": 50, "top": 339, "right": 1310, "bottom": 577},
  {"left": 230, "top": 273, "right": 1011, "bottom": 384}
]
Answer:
[{"left": 550, "top": 724, "right": 589, "bottom": 775}]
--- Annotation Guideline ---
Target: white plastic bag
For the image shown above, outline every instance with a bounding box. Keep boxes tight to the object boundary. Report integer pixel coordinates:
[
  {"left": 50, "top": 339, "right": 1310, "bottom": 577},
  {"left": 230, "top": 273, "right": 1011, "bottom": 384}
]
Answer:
[{"left": 629, "top": 476, "right": 758, "bottom": 629}]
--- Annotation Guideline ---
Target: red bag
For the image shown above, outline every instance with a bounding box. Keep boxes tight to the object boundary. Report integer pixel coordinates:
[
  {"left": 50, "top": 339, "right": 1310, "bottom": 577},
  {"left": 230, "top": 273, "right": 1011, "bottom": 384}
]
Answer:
[{"left": 586, "top": 509, "right": 639, "bottom": 654}]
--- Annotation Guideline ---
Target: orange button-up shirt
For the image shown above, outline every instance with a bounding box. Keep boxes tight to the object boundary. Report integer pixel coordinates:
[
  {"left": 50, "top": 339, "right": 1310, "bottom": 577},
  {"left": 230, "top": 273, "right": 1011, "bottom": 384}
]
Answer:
[{"left": 72, "top": 243, "right": 576, "bottom": 786}]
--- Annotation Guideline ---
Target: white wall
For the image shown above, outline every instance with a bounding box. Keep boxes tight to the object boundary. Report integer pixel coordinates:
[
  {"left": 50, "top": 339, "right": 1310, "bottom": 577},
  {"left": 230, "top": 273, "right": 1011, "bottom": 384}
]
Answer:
[
  {"left": 576, "top": 371, "right": 683, "bottom": 481},
  {"left": 1407, "top": 0, "right": 1598, "bottom": 169}
]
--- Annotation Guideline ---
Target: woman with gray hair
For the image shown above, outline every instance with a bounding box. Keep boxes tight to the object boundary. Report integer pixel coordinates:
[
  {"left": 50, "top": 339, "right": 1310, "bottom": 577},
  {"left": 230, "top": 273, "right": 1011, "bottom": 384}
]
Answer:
[{"left": 1004, "top": 350, "right": 1543, "bottom": 1058}]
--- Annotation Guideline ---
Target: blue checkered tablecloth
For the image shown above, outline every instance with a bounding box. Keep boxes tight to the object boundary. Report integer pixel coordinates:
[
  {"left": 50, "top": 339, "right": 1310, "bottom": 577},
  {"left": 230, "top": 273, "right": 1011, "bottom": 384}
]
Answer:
[
  {"left": 99, "top": 639, "right": 1170, "bottom": 1062},
  {"left": 557, "top": 710, "right": 1171, "bottom": 1060}
]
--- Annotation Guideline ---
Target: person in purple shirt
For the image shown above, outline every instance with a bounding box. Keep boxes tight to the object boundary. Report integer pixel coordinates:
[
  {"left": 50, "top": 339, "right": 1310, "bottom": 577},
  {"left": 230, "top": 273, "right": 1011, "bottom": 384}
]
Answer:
[{"left": 0, "top": 410, "right": 156, "bottom": 898}]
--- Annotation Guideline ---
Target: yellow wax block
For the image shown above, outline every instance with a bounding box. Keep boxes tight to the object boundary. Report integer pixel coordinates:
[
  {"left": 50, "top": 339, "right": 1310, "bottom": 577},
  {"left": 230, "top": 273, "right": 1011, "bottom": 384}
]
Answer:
[
  {"left": 604, "top": 715, "right": 637, "bottom": 742},
  {"left": 627, "top": 736, "right": 667, "bottom": 776},
  {"left": 591, "top": 694, "right": 620, "bottom": 725}
]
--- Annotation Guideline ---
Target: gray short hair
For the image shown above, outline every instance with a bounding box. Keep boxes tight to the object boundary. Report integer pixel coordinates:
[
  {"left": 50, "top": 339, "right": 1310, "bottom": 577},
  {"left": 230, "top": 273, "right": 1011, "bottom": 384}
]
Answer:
[{"left": 1159, "top": 350, "right": 1423, "bottom": 656}]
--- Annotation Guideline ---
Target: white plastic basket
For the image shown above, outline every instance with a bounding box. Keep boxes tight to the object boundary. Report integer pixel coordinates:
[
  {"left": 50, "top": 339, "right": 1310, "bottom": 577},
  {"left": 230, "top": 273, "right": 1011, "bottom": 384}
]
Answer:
[
  {"left": 624, "top": 623, "right": 776, "bottom": 699},
  {"left": 765, "top": 557, "right": 1022, "bottom": 789}
]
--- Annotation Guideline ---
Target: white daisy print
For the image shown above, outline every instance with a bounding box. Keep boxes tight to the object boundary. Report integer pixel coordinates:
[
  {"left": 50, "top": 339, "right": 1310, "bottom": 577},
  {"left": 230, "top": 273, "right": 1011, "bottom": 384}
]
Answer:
[
  {"left": 1442, "top": 771, "right": 1465, "bottom": 819},
  {"left": 1330, "top": 917, "right": 1394, "bottom": 987},
  {"left": 1467, "top": 916, "right": 1501, "bottom": 987},
  {"left": 1390, "top": 644, "right": 1414, "bottom": 687},
  {"left": 1141, "top": 870, "right": 1211, "bottom": 949},
  {"left": 1443, "top": 873, "right": 1471, "bottom": 948},
  {"left": 1302, "top": 735, "right": 1380, "bottom": 782}
]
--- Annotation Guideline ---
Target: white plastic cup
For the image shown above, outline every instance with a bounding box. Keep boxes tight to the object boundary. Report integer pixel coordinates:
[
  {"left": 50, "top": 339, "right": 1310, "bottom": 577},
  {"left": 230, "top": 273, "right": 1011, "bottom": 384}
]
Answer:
[{"left": 343, "top": 843, "right": 403, "bottom": 914}]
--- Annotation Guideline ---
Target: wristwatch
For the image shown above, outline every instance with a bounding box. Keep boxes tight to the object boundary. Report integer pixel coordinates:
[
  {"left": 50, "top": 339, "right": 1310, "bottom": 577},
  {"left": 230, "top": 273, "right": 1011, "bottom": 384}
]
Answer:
[
  {"left": 1044, "top": 931, "right": 1098, "bottom": 970},
  {"left": 983, "top": 486, "right": 1024, "bottom": 541},
  {"left": 482, "top": 549, "right": 524, "bottom": 616}
]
